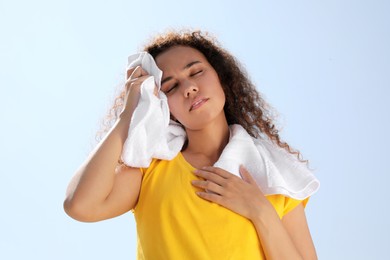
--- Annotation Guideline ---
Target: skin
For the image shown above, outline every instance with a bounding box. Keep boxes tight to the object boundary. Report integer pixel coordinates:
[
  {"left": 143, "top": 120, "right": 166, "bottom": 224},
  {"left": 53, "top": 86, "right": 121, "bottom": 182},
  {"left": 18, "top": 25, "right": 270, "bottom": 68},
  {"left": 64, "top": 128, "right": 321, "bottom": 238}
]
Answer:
[
  {"left": 64, "top": 46, "right": 317, "bottom": 259},
  {"left": 156, "top": 46, "right": 229, "bottom": 166}
]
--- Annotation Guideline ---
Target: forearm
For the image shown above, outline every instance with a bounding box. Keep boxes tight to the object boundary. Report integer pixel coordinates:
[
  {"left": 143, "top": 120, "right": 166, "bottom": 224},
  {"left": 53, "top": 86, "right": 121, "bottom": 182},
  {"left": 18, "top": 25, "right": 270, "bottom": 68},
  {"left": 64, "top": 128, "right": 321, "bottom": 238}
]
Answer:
[
  {"left": 252, "top": 208, "right": 303, "bottom": 260},
  {"left": 64, "top": 117, "right": 131, "bottom": 215}
]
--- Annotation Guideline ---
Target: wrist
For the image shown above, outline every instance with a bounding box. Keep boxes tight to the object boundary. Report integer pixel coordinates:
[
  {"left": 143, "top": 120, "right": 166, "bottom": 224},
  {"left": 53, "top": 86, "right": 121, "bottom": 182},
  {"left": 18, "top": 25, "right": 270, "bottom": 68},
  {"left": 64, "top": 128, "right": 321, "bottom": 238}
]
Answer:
[
  {"left": 118, "top": 106, "right": 134, "bottom": 121},
  {"left": 113, "top": 116, "right": 132, "bottom": 142},
  {"left": 250, "top": 201, "right": 280, "bottom": 226}
]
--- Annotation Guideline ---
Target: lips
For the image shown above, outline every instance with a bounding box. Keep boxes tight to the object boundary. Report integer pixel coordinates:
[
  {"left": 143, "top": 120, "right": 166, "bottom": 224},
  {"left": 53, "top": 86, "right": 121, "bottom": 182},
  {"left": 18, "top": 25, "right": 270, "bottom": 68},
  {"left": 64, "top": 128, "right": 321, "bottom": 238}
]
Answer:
[{"left": 190, "top": 98, "right": 209, "bottom": 111}]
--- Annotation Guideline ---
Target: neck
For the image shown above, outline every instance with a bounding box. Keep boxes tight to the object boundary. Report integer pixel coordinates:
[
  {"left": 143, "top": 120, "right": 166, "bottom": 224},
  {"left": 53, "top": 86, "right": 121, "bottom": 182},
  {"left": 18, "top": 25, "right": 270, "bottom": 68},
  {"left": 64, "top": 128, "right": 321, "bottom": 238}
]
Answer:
[{"left": 184, "top": 117, "right": 230, "bottom": 163}]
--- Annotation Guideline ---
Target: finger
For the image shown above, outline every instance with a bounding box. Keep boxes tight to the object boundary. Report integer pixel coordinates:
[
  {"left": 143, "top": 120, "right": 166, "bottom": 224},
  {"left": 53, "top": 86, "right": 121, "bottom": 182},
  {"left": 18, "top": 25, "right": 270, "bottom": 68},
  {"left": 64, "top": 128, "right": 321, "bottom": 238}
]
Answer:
[
  {"left": 196, "top": 191, "right": 223, "bottom": 204},
  {"left": 126, "top": 67, "right": 135, "bottom": 79},
  {"left": 200, "top": 166, "right": 232, "bottom": 179},
  {"left": 191, "top": 180, "right": 224, "bottom": 195},
  {"left": 125, "top": 74, "right": 152, "bottom": 91},
  {"left": 130, "top": 66, "right": 143, "bottom": 80},
  {"left": 127, "top": 66, "right": 148, "bottom": 80},
  {"left": 126, "top": 66, "right": 141, "bottom": 79},
  {"left": 193, "top": 169, "right": 227, "bottom": 186},
  {"left": 239, "top": 165, "right": 256, "bottom": 184},
  {"left": 153, "top": 86, "right": 159, "bottom": 96}
]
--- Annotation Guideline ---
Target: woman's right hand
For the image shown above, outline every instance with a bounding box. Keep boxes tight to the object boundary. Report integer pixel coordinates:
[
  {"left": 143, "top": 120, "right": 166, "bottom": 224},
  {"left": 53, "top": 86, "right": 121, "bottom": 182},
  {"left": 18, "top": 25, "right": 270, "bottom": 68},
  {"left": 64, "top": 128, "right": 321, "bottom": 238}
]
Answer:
[{"left": 120, "top": 66, "right": 151, "bottom": 118}]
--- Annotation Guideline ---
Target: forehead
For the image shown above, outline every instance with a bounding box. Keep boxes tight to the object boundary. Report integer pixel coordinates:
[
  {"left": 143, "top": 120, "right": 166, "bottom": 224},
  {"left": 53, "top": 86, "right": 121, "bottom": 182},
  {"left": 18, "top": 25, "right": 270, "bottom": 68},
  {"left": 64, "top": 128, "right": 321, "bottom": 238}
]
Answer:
[{"left": 155, "top": 46, "right": 208, "bottom": 71}]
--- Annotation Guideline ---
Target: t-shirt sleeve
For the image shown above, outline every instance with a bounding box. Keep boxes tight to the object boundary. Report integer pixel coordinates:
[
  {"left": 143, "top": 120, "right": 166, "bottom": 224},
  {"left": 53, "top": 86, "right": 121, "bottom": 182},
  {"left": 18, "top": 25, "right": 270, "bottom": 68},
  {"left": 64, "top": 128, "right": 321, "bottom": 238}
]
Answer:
[
  {"left": 283, "top": 197, "right": 310, "bottom": 217},
  {"left": 131, "top": 158, "right": 162, "bottom": 213}
]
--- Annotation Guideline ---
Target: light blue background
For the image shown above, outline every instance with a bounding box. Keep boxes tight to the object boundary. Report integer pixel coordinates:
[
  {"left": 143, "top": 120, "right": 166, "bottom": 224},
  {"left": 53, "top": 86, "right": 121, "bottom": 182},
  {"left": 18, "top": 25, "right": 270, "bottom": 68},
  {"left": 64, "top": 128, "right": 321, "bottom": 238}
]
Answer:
[{"left": 1, "top": 0, "right": 389, "bottom": 259}]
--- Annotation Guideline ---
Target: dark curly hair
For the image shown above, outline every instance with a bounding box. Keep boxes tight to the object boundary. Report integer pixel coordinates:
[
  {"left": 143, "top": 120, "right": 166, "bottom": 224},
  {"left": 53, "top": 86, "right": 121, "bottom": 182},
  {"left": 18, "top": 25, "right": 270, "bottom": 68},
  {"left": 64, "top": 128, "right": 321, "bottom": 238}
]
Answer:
[{"left": 99, "top": 30, "right": 305, "bottom": 161}]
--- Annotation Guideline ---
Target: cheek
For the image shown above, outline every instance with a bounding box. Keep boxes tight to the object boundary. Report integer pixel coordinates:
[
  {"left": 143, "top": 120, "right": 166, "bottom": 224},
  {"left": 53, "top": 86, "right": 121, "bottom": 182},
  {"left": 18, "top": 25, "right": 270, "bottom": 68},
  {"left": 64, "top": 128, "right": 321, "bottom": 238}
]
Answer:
[
  {"left": 215, "top": 83, "right": 226, "bottom": 103},
  {"left": 167, "top": 96, "right": 181, "bottom": 119}
]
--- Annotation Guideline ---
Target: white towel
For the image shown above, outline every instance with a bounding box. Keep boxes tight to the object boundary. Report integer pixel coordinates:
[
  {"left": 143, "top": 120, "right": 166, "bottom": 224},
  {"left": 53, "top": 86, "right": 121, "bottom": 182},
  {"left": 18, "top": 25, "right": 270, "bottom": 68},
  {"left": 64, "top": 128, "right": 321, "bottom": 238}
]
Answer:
[
  {"left": 121, "top": 52, "right": 186, "bottom": 167},
  {"left": 121, "top": 52, "right": 319, "bottom": 200},
  {"left": 214, "top": 125, "right": 320, "bottom": 200}
]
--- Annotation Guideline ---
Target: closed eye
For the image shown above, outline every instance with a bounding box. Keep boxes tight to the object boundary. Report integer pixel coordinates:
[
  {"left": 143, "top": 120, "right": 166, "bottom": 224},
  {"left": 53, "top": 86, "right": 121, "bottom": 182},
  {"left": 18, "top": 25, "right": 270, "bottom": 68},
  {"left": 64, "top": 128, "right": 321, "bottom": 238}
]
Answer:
[
  {"left": 164, "top": 83, "right": 179, "bottom": 94},
  {"left": 190, "top": 70, "right": 203, "bottom": 77}
]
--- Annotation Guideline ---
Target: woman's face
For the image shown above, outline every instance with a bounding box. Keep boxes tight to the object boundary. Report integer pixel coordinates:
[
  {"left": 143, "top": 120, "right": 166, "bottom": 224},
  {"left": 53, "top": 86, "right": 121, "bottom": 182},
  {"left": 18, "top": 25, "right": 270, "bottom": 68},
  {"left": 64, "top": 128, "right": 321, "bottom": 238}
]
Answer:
[{"left": 155, "top": 46, "right": 226, "bottom": 130}]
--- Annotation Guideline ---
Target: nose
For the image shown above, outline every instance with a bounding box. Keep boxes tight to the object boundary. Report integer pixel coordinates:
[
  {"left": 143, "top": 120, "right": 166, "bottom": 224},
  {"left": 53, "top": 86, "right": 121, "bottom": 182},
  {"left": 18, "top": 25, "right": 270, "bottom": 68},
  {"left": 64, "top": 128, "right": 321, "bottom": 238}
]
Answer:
[{"left": 183, "top": 80, "right": 198, "bottom": 97}]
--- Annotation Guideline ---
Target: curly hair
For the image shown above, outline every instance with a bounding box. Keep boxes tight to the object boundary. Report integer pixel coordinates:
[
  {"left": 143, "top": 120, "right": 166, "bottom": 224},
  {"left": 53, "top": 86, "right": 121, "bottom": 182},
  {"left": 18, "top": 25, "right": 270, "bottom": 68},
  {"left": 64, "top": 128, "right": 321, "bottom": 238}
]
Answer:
[{"left": 99, "top": 30, "right": 306, "bottom": 161}]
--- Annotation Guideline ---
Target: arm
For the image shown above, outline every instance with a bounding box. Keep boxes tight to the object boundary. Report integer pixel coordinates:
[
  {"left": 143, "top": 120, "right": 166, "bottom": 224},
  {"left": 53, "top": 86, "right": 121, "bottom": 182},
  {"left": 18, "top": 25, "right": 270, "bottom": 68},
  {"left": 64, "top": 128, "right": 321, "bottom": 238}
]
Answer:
[
  {"left": 63, "top": 119, "right": 142, "bottom": 222},
  {"left": 251, "top": 203, "right": 317, "bottom": 260},
  {"left": 191, "top": 166, "right": 317, "bottom": 259},
  {"left": 63, "top": 66, "right": 149, "bottom": 222},
  {"left": 281, "top": 204, "right": 318, "bottom": 260}
]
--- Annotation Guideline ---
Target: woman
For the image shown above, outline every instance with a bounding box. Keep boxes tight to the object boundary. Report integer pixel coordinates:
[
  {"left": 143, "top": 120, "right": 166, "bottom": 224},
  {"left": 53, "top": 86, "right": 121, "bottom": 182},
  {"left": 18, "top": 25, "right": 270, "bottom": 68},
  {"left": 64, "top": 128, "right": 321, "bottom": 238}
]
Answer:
[{"left": 64, "top": 30, "right": 318, "bottom": 259}]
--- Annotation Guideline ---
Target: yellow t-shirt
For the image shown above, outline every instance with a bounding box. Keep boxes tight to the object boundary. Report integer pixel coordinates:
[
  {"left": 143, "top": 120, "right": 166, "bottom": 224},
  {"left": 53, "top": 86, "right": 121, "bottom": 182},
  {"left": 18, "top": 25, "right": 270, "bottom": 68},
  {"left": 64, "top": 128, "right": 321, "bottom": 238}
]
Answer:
[{"left": 134, "top": 152, "right": 307, "bottom": 260}]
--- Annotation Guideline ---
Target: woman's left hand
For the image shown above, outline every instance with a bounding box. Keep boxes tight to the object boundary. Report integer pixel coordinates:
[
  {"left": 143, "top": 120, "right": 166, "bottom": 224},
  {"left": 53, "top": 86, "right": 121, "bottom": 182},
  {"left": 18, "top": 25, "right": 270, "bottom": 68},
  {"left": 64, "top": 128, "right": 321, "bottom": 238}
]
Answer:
[{"left": 191, "top": 166, "right": 274, "bottom": 221}]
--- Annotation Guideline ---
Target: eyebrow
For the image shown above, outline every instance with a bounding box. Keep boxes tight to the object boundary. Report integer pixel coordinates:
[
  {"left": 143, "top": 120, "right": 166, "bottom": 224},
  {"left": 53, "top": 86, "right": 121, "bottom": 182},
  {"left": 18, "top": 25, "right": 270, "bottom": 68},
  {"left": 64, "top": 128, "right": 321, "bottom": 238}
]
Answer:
[{"left": 161, "top": 61, "right": 202, "bottom": 85}]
